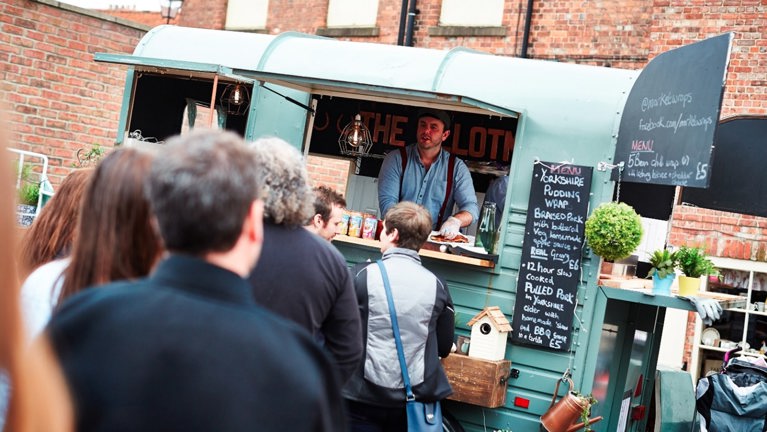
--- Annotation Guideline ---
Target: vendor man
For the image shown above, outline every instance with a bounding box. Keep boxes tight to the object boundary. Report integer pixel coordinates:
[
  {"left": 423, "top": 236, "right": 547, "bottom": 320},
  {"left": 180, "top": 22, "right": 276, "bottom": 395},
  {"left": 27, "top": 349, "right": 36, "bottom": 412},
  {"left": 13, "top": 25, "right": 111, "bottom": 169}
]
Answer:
[{"left": 377, "top": 108, "right": 478, "bottom": 239}]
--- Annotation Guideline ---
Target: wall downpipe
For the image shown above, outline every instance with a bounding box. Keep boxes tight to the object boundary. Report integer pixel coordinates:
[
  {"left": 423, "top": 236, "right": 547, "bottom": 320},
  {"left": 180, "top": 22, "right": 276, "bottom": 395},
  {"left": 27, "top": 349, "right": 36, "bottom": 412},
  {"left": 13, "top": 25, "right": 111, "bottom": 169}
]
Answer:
[
  {"left": 397, "top": 0, "right": 409, "bottom": 46},
  {"left": 404, "top": 0, "right": 417, "bottom": 47},
  {"left": 520, "top": 0, "right": 534, "bottom": 58}
]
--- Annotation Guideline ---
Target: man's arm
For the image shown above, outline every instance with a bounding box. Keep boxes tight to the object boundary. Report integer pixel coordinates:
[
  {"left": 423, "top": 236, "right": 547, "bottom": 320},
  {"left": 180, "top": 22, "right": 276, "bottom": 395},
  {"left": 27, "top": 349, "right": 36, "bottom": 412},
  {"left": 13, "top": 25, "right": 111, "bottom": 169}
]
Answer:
[
  {"left": 320, "top": 263, "right": 363, "bottom": 385},
  {"left": 451, "top": 159, "right": 479, "bottom": 225},
  {"left": 377, "top": 150, "right": 403, "bottom": 218}
]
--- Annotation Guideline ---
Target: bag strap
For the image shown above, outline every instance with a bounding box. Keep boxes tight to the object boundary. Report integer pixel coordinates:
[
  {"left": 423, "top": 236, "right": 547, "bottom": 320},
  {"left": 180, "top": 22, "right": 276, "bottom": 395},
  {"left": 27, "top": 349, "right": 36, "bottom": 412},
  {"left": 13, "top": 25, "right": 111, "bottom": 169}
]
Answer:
[
  {"left": 376, "top": 259, "right": 415, "bottom": 401},
  {"left": 399, "top": 147, "right": 457, "bottom": 227},
  {"left": 398, "top": 147, "right": 407, "bottom": 201},
  {"left": 436, "top": 152, "right": 456, "bottom": 227}
]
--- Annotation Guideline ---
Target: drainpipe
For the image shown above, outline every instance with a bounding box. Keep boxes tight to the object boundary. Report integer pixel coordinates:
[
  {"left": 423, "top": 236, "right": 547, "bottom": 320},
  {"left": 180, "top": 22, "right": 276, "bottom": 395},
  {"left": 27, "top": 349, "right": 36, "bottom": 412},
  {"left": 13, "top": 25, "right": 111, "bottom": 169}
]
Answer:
[
  {"left": 397, "top": 0, "right": 409, "bottom": 46},
  {"left": 404, "top": 0, "right": 417, "bottom": 47},
  {"left": 520, "top": 0, "right": 534, "bottom": 58}
]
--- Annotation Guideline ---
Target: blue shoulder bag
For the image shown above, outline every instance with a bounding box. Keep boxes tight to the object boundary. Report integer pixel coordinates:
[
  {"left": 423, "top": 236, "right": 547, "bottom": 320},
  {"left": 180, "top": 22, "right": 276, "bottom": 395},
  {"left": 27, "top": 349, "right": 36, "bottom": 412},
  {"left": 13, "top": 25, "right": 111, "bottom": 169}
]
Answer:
[{"left": 376, "top": 260, "right": 442, "bottom": 431}]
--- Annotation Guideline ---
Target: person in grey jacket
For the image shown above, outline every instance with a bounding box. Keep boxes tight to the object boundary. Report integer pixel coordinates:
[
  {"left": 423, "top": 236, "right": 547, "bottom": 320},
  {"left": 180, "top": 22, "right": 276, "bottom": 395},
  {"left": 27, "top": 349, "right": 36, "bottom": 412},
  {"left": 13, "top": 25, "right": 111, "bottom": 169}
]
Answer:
[{"left": 343, "top": 201, "right": 454, "bottom": 431}]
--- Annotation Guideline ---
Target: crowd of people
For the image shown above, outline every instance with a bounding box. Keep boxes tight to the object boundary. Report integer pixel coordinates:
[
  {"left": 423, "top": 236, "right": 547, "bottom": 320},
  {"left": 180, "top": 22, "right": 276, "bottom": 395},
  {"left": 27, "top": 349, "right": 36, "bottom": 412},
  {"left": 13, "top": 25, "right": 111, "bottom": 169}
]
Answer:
[{"left": 1, "top": 113, "right": 458, "bottom": 431}]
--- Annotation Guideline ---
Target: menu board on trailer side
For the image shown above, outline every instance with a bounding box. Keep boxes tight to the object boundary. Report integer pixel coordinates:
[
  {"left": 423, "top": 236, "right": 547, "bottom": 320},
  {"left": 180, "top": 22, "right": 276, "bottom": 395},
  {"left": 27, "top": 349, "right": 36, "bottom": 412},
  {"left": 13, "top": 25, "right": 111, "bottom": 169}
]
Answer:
[
  {"left": 511, "top": 162, "right": 592, "bottom": 351},
  {"left": 613, "top": 33, "right": 732, "bottom": 188}
]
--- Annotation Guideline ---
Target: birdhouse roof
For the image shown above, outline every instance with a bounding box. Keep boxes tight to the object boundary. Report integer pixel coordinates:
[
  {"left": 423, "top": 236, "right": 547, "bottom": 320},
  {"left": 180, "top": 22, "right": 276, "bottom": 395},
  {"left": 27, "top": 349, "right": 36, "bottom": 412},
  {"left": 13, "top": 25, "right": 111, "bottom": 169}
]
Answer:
[{"left": 467, "top": 306, "right": 512, "bottom": 332}]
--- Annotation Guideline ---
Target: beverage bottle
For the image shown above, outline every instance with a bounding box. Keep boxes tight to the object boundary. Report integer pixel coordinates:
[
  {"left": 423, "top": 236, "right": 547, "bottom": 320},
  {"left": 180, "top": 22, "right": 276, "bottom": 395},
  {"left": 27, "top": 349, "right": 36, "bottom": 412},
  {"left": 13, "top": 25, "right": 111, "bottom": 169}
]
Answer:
[{"left": 474, "top": 202, "right": 497, "bottom": 253}]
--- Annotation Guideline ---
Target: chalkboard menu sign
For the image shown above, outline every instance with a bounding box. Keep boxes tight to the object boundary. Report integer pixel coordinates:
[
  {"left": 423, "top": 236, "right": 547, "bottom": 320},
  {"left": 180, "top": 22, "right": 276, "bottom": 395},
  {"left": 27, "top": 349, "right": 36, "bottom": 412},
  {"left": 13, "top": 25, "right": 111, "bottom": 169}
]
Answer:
[
  {"left": 511, "top": 162, "right": 592, "bottom": 351},
  {"left": 613, "top": 33, "right": 732, "bottom": 188}
]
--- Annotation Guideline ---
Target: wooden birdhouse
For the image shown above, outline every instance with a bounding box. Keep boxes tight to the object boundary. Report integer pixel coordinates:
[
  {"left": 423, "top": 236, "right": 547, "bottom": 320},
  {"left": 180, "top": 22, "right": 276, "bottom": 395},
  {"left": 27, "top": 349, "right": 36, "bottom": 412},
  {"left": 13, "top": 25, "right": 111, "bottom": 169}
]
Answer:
[{"left": 467, "top": 306, "right": 512, "bottom": 361}]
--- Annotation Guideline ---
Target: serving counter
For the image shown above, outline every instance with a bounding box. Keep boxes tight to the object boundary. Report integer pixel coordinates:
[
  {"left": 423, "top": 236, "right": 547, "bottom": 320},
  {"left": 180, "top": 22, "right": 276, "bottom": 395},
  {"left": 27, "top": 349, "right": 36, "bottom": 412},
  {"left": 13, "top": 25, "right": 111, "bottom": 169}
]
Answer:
[{"left": 332, "top": 234, "right": 495, "bottom": 268}]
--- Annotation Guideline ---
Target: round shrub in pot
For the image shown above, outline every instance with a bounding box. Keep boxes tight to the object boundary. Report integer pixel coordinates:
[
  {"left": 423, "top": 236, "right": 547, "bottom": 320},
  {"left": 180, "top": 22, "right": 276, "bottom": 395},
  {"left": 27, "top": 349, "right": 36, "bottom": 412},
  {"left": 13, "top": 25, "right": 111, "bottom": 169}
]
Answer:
[{"left": 584, "top": 202, "right": 643, "bottom": 262}]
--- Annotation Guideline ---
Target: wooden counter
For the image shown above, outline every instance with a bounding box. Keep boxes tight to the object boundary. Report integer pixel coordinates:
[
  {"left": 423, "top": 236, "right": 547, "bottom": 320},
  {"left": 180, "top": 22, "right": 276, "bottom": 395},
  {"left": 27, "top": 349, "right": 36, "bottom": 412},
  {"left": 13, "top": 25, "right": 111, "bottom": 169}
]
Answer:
[{"left": 332, "top": 235, "right": 495, "bottom": 268}]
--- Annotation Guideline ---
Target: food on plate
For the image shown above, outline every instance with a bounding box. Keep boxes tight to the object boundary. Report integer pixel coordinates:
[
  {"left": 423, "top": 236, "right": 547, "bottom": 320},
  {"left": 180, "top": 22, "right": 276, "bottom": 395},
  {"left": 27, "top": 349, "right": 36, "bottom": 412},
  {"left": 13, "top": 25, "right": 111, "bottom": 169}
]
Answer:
[{"left": 430, "top": 233, "right": 469, "bottom": 243}]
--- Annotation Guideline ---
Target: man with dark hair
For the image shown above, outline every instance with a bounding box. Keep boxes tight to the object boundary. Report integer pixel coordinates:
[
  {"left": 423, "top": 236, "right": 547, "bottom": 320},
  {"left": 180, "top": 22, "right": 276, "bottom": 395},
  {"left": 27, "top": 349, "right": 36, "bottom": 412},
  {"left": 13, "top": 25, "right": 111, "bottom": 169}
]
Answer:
[
  {"left": 306, "top": 185, "right": 347, "bottom": 241},
  {"left": 47, "top": 130, "right": 347, "bottom": 432},
  {"left": 343, "top": 201, "right": 454, "bottom": 430},
  {"left": 377, "top": 108, "right": 478, "bottom": 239},
  {"left": 248, "top": 137, "right": 362, "bottom": 384}
]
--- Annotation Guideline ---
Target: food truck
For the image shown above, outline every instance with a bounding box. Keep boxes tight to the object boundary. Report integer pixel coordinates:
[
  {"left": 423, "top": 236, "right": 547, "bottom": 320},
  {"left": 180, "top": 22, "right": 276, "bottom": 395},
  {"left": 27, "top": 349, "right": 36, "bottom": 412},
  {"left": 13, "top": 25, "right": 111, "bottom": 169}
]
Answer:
[{"left": 98, "top": 26, "right": 732, "bottom": 431}]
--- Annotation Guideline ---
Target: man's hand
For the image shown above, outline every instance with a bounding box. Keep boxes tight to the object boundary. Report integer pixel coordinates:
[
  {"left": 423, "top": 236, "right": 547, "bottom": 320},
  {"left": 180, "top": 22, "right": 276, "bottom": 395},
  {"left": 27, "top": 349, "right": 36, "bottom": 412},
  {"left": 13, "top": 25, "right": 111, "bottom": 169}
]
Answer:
[{"left": 439, "top": 216, "right": 462, "bottom": 239}]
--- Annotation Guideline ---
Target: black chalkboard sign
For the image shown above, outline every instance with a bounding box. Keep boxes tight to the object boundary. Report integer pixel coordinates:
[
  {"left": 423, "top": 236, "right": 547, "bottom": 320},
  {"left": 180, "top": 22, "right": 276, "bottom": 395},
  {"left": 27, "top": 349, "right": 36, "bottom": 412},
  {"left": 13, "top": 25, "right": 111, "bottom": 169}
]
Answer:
[
  {"left": 613, "top": 33, "right": 732, "bottom": 188},
  {"left": 682, "top": 117, "right": 767, "bottom": 217},
  {"left": 511, "top": 162, "right": 592, "bottom": 351}
]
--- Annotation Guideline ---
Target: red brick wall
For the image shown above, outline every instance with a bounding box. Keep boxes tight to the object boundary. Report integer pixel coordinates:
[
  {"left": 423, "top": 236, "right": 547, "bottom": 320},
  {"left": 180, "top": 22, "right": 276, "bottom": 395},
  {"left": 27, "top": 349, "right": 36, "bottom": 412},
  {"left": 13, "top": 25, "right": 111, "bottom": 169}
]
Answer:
[
  {"left": 648, "top": 0, "right": 767, "bottom": 118},
  {"left": 669, "top": 205, "right": 767, "bottom": 261},
  {"left": 306, "top": 154, "right": 351, "bottom": 197},
  {"left": 1, "top": 1, "right": 146, "bottom": 185},
  {"left": 177, "top": 0, "right": 227, "bottom": 29}
]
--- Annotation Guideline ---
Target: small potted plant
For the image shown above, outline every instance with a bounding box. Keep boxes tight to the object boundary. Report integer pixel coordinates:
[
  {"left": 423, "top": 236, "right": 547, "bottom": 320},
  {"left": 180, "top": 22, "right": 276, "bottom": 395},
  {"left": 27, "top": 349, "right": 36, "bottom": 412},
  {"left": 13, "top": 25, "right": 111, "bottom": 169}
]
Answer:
[
  {"left": 585, "top": 202, "right": 643, "bottom": 271},
  {"left": 648, "top": 249, "right": 677, "bottom": 295},
  {"left": 15, "top": 163, "right": 40, "bottom": 227},
  {"left": 675, "top": 246, "right": 719, "bottom": 296}
]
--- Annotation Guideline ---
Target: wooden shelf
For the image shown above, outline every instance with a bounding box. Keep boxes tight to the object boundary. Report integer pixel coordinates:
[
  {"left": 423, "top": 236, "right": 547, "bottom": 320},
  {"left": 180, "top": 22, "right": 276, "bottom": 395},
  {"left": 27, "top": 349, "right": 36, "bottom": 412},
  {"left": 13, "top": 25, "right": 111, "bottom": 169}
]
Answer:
[{"left": 332, "top": 235, "right": 495, "bottom": 268}]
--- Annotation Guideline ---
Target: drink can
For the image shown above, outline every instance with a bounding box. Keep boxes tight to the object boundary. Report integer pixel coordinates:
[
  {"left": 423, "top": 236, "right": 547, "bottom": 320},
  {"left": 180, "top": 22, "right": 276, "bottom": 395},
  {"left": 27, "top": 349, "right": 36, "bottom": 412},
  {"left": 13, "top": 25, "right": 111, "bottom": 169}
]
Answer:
[
  {"left": 348, "top": 212, "right": 363, "bottom": 237},
  {"left": 337, "top": 210, "right": 350, "bottom": 235},
  {"left": 361, "top": 217, "right": 377, "bottom": 239}
]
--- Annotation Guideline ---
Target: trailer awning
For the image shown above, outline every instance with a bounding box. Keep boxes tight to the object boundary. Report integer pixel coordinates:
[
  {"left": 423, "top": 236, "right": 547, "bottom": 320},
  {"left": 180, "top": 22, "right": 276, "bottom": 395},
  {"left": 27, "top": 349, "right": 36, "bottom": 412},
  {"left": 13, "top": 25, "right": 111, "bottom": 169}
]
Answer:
[
  {"left": 233, "top": 69, "right": 519, "bottom": 118},
  {"left": 94, "top": 53, "right": 254, "bottom": 84},
  {"left": 95, "top": 53, "right": 518, "bottom": 119}
]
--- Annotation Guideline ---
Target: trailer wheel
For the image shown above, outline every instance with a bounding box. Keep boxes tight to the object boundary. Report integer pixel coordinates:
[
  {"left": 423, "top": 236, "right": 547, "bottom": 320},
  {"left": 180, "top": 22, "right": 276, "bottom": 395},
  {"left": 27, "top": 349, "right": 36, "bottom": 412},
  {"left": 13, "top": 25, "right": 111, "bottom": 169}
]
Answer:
[{"left": 442, "top": 410, "right": 465, "bottom": 432}]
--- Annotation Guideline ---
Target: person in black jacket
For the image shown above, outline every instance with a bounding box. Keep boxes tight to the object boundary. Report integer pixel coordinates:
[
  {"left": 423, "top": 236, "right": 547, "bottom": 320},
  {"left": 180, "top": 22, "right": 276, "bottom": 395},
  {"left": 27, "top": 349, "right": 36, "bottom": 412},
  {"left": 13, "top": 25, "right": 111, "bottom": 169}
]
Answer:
[
  {"left": 248, "top": 137, "right": 362, "bottom": 384},
  {"left": 47, "top": 130, "right": 347, "bottom": 432},
  {"left": 343, "top": 201, "right": 454, "bottom": 431}
]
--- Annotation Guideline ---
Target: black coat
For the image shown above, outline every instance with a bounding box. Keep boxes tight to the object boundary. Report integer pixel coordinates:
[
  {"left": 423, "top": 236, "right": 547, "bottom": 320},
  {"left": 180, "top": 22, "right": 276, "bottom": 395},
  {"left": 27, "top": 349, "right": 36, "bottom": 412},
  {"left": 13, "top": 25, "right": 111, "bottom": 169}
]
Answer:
[{"left": 48, "top": 255, "right": 347, "bottom": 432}]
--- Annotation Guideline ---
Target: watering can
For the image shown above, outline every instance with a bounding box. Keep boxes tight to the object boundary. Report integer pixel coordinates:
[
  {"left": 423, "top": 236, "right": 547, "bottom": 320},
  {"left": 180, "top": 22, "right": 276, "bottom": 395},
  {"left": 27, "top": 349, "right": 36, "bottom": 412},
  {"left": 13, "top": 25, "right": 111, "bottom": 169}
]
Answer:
[{"left": 540, "top": 378, "right": 603, "bottom": 432}]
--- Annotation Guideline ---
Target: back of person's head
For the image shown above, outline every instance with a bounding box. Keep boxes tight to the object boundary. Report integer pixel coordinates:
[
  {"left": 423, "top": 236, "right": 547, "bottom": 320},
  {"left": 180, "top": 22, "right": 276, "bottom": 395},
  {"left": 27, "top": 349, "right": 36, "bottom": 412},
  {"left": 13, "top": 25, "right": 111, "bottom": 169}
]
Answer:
[
  {"left": 19, "top": 168, "right": 93, "bottom": 277},
  {"left": 249, "top": 137, "right": 313, "bottom": 227},
  {"left": 58, "top": 148, "right": 161, "bottom": 304},
  {"left": 0, "top": 109, "right": 73, "bottom": 432},
  {"left": 311, "top": 185, "right": 346, "bottom": 225},
  {"left": 148, "top": 129, "right": 263, "bottom": 255},
  {"left": 384, "top": 202, "right": 432, "bottom": 251}
]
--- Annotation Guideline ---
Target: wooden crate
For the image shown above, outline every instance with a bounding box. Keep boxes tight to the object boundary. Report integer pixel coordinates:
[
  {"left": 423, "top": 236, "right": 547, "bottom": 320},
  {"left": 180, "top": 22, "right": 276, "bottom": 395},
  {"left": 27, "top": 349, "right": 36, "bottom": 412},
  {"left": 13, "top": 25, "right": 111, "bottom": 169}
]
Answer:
[{"left": 441, "top": 354, "right": 511, "bottom": 408}]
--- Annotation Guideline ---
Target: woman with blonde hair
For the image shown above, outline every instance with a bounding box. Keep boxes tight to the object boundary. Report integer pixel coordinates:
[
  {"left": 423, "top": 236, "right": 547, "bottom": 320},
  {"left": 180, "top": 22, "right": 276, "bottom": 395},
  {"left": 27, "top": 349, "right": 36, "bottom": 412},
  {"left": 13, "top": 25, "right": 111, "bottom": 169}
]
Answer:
[{"left": 0, "top": 111, "right": 72, "bottom": 432}]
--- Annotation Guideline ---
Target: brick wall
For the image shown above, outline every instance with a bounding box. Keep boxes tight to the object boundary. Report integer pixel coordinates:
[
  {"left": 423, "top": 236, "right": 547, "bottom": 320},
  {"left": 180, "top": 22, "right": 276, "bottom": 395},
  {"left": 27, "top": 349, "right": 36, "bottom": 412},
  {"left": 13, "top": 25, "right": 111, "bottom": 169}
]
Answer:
[
  {"left": 177, "top": 0, "right": 227, "bottom": 29},
  {"left": 306, "top": 154, "right": 351, "bottom": 198},
  {"left": 1, "top": 0, "right": 147, "bottom": 185},
  {"left": 648, "top": 0, "right": 767, "bottom": 118},
  {"left": 669, "top": 205, "right": 767, "bottom": 261}
]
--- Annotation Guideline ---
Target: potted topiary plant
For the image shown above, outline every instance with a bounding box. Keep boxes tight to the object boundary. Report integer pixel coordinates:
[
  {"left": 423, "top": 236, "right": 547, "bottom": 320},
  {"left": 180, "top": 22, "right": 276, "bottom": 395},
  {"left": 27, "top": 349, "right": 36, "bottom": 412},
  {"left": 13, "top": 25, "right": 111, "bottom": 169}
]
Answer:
[
  {"left": 648, "top": 249, "right": 677, "bottom": 296},
  {"left": 584, "top": 202, "right": 644, "bottom": 269},
  {"left": 675, "top": 246, "right": 719, "bottom": 296}
]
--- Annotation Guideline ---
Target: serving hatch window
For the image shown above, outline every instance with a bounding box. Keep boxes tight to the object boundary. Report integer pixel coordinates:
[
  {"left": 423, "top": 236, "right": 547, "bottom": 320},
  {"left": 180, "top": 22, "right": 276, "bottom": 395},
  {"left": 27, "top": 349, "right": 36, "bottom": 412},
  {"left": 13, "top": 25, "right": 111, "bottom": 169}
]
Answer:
[{"left": 307, "top": 95, "right": 517, "bottom": 234}]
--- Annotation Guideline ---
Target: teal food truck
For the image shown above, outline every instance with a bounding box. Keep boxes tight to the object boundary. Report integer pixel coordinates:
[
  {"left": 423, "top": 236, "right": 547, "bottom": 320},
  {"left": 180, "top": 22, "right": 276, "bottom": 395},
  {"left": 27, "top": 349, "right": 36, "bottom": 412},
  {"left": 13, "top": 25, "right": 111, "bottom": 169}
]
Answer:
[{"left": 99, "top": 26, "right": 731, "bottom": 431}]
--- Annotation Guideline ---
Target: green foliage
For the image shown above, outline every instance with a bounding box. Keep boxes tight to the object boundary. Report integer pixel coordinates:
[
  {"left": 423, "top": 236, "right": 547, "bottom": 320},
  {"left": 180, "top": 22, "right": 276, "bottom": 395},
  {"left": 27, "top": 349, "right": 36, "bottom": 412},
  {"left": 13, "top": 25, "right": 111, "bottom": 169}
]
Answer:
[
  {"left": 584, "top": 202, "right": 643, "bottom": 261},
  {"left": 15, "top": 162, "right": 40, "bottom": 206},
  {"left": 18, "top": 182, "right": 40, "bottom": 206},
  {"left": 574, "top": 392, "right": 598, "bottom": 432},
  {"left": 676, "top": 246, "right": 719, "bottom": 278},
  {"left": 73, "top": 144, "right": 106, "bottom": 168},
  {"left": 648, "top": 249, "right": 677, "bottom": 279}
]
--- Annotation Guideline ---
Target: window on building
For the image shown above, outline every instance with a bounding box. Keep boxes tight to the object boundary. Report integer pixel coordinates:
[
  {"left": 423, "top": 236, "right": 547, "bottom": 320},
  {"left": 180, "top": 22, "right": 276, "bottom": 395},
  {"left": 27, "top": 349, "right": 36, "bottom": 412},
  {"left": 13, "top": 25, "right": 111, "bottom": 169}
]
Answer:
[
  {"left": 225, "top": 0, "right": 269, "bottom": 31},
  {"left": 327, "top": 0, "right": 378, "bottom": 28},
  {"left": 439, "top": 0, "right": 503, "bottom": 27}
]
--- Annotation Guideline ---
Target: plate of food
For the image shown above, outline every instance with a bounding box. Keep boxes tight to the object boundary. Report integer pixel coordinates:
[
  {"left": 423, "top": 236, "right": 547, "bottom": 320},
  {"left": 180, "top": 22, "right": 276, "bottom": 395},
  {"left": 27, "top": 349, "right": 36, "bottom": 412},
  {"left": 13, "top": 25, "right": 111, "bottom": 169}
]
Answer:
[{"left": 427, "top": 231, "right": 475, "bottom": 246}]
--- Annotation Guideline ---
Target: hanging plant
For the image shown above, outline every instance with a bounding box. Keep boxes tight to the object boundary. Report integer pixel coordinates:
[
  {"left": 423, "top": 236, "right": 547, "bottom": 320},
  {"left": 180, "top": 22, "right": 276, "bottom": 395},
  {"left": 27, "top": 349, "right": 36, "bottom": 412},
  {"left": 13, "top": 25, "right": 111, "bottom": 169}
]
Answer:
[{"left": 584, "top": 202, "right": 643, "bottom": 262}]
